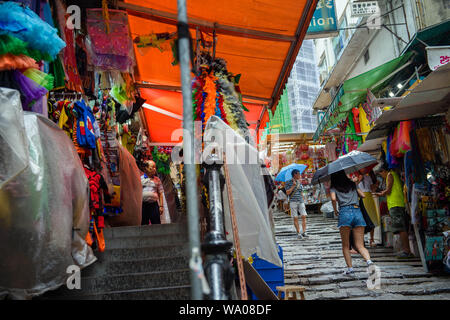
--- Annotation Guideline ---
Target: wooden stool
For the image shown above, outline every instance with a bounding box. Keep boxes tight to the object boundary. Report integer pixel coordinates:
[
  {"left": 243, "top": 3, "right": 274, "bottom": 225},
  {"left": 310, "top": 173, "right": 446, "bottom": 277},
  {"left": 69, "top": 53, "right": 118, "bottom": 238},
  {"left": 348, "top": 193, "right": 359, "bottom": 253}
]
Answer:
[{"left": 276, "top": 285, "right": 306, "bottom": 300}]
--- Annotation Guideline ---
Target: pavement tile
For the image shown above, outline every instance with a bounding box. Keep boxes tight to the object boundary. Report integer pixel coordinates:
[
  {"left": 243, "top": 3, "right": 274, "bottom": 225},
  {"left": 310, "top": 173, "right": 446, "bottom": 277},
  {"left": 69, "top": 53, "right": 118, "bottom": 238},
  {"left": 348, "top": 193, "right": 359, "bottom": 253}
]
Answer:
[{"left": 273, "top": 210, "right": 450, "bottom": 300}]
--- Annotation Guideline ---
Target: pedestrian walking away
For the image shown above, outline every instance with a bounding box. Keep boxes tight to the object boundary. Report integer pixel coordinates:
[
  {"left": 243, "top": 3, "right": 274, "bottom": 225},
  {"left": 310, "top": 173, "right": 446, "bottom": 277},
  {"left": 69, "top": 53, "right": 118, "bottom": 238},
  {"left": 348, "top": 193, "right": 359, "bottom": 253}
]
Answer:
[
  {"left": 330, "top": 170, "right": 375, "bottom": 275},
  {"left": 286, "top": 169, "right": 308, "bottom": 239}
]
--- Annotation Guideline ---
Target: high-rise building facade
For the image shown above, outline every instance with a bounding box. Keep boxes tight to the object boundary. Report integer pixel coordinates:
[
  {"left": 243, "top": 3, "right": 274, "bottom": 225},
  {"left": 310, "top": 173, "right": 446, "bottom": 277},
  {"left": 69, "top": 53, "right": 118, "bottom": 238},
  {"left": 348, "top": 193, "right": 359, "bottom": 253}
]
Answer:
[{"left": 286, "top": 40, "right": 320, "bottom": 133}]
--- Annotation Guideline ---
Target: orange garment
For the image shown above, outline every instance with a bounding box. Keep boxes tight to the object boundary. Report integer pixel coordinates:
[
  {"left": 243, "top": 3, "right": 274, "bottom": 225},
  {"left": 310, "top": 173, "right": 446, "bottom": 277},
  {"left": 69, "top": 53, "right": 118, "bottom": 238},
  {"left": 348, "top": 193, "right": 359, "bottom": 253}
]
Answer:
[
  {"left": 72, "top": 120, "right": 86, "bottom": 156},
  {"left": 0, "top": 53, "right": 38, "bottom": 70}
]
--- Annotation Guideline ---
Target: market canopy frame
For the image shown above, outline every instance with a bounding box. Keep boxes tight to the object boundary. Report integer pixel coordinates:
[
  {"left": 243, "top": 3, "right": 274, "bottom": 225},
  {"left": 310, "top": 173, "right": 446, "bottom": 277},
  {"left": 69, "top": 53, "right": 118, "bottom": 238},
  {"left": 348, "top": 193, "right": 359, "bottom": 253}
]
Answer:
[
  {"left": 365, "top": 62, "right": 450, "bottom": 141},
  {"left": 118, "top": 0, "right": 318, "bottom": 142}
]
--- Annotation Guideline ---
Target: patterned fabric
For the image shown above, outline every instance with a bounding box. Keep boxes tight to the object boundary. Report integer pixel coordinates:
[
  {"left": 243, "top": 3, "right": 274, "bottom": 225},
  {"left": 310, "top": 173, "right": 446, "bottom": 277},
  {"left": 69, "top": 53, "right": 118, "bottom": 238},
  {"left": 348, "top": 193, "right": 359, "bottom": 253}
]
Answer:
[
  {"left": 141, "top": 174, "right": 164, "bottom": 203},
  {"left": 86, "top": 9, "right": 134, "bottom": 71},
  {"left": 285, "top": 179, "right": 304, "bottom": 203},
  {"left": 62, "top": 13, "right": 83, "bottom": 93}
]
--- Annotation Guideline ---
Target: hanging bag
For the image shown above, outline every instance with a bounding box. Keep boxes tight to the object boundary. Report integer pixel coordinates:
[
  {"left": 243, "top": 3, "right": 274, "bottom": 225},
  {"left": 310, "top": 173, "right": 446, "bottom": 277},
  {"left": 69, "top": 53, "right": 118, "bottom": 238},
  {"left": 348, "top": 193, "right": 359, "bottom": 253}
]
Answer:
[
  {"left": 398, "top": 120, "right": 412, "bottom": 154},
  {"left": 389, "top": 123, "right": 402, "bottom": 158}
]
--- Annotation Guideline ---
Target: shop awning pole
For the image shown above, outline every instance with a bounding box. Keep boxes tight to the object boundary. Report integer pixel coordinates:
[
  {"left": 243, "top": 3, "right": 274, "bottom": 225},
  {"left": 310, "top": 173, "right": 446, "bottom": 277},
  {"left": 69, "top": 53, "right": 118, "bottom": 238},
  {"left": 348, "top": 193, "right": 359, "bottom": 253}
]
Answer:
[{"left": 177, "top": 0, "right": 202, "bottom": 300}]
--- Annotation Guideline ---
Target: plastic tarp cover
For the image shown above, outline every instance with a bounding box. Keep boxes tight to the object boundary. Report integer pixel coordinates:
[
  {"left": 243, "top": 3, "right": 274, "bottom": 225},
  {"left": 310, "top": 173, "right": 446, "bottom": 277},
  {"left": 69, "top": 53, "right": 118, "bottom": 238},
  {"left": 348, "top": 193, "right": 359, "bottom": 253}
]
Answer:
[
  {"left": 160, "top": 174, "right": 177, "bottom": 223},
  {"left": 204, "top": 116, "right": 281, "bottom": 267},
  {"left": 106, "top": 145, "right": 142, "bottom": 226},
  {"left": 0, "top": 88, "right": 96, "bottom": 299}
]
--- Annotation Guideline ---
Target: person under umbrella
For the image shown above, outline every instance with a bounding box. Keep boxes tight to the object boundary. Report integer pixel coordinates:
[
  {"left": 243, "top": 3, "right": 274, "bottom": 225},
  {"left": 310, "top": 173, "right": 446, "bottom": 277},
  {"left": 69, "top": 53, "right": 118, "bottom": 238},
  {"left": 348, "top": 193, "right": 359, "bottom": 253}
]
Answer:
[
  {"left": 285, "top": 169, "right": 308, "bottom": 239},
  {"left": 330, "top": 170, "right": 375, "bottom": 275}
]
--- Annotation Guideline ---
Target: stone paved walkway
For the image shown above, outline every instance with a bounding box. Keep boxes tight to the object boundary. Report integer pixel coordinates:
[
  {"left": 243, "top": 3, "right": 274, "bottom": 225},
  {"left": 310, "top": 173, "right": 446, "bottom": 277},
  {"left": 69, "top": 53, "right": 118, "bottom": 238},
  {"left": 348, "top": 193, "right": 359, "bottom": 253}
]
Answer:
[{"left": 274, "top": 209, "right": 450, "bottom": 300}]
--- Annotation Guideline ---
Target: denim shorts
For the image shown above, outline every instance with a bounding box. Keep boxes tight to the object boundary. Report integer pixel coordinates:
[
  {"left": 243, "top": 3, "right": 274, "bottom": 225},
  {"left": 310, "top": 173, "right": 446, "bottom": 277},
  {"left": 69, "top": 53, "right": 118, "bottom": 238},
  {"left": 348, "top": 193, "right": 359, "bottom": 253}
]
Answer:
[{"left": 338, "top": 205, "right": 366, "bottom": 228}]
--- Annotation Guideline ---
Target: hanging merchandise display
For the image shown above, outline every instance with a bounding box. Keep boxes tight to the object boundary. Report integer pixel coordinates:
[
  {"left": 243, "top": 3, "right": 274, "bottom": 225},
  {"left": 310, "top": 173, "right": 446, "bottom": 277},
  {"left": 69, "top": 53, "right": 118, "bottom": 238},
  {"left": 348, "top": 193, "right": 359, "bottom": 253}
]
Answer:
[
  {"left": 0, "top": 2, "right": 65, "bottom": 60},
  {"left": 379, "top": 116, "right": 450, "bottom": 272},
  {"left": 150, "top": 146, "right": 173, "bottom": 175},
  {"left": 86, "top": 9, "right": 135, "bottom": 73},
  {"left": 291, "top": 143, "right": 328, "bottom": 205},
  {"left": 192, "top": 52, "right": 250, "bottom": 141},
  {"left": 61, "top": 11, "right": 84, "bottom": 93},
  {"left": 133, "top": 32, "right": 179, "bottom": 66},
  {"left": 0, "top": 1, "right": 63, "bottom": 117}
]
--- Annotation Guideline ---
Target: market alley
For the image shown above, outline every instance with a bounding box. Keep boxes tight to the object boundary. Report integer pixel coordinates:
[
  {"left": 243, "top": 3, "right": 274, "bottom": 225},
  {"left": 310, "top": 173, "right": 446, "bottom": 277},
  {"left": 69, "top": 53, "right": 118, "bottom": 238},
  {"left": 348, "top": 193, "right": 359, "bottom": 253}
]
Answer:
[{"left": 274, "top": 210, "right": 450, "bottom": 300}]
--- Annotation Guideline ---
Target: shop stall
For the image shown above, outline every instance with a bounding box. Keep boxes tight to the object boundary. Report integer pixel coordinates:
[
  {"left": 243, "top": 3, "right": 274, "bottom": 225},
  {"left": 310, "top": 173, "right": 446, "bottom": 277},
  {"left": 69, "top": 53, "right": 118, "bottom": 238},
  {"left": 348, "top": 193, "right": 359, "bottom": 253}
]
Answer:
[
  {"left": 0, "top": 0, "right": 318, "bottom": 300},
  {"left": 363, "top": 63, "right": 450, "bottom": 273},
  {"left": 266, "top": 133, "right": 329, "bottom": 212},
  {"left": 0, "top": 0, "right": 166, "bottom": 278}
]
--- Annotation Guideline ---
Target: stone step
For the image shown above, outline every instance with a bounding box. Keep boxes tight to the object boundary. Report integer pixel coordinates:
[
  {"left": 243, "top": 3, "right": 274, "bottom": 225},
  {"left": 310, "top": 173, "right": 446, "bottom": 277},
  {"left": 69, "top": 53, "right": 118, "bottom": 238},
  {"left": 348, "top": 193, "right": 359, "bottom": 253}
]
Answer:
[
  {"left": 96, "top": 243, "right": 189, "bottom": 262},
  {"left": 72, "top": 285, "right": 192, "bottom": 300},
  {"left": 82, "top": 255, "right": 188, "bottom": 277},
  {"left": 103, "top": 223, "right": 187, "bottom": 239},
  {"left": 41, "top": 269, "right": 191, "bottom": 299},
  {"left": 41, "top": 284, "right": 192, "bottom": 300},
  {"left": 79, "top": 269, "right": 191, "bottom": 293},
  {"left": 105, "top": 233, "right": 188, "bottom": 249}
]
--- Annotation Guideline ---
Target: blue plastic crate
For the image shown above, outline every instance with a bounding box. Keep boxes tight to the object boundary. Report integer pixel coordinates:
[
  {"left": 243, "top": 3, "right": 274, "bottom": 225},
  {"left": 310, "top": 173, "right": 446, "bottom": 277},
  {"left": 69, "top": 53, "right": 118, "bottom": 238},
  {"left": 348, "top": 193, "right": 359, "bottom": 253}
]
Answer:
[
  {"left": 253, "top": 268, "right": 284, "bottom": 282},
  {"left": 248, "top": 245, "right": 284, "bottom": 300},
  {"left": 250, "top": 245, "right": 283, "bottom": 269}
]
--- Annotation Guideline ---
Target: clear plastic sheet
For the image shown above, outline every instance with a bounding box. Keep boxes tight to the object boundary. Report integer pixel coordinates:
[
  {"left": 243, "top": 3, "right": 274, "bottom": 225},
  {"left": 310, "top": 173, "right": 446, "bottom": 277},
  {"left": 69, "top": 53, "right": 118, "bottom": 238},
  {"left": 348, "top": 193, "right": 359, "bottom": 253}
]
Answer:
[
  {"left": 204, "top": 116, "right": 282, "bottom": 267},
  {"left": 0, "top": 88, "right": 96, "bottom": 299},
  {"left": 105, "top": 145, "right": 142, "bottom": 226},
  {"left": 160, "top": 173, "right": 179, "bottom": 223}
]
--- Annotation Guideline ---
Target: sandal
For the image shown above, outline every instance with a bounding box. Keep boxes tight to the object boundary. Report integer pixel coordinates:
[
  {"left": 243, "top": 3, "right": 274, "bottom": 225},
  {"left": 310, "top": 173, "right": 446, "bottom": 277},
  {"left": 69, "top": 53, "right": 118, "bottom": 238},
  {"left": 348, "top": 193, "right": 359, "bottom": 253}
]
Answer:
[{"left": 370, "top": 240, "right": 377, "bottom": 247}]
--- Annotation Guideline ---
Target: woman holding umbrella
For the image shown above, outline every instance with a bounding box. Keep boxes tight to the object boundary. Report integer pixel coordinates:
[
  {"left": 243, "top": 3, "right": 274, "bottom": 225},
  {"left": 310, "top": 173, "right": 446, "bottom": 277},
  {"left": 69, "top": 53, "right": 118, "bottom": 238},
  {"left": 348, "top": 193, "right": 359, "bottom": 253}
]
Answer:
[
  {"left": 330, "top": 170, "right": 374, "bottom": 275},
  {"left": 312, "top": 151, "right": 377, "bottom": 275}
]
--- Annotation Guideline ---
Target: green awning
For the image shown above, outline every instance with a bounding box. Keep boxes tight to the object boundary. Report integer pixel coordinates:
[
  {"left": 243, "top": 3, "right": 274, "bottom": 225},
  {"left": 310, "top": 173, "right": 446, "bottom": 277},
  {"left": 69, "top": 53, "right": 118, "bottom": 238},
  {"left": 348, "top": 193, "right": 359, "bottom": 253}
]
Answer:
[
  {"left": 313, "top": 51, "right": 413, "bottom": 141},
  {"left": 401, "top": 19, "right": 450, "bottom": 61}
]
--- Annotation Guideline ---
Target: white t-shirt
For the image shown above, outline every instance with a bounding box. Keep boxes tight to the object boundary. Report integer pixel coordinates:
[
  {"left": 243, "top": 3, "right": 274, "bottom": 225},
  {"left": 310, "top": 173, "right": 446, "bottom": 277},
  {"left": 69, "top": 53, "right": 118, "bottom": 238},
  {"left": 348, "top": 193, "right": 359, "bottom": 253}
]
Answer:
[
  {"left": 277, "top": 190, "right": 288, "bottom": 202},
  {"left": 358, "top": 175, "right": 373, "bottom": 193}
]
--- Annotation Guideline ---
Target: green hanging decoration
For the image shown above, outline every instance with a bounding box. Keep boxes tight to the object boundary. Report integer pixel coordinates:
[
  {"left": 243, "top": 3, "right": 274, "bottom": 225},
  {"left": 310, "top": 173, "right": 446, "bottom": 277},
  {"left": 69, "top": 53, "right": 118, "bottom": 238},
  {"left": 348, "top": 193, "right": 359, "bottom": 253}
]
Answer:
[{"left": 151, "top": 146, "right": 171, "bottom": 175}]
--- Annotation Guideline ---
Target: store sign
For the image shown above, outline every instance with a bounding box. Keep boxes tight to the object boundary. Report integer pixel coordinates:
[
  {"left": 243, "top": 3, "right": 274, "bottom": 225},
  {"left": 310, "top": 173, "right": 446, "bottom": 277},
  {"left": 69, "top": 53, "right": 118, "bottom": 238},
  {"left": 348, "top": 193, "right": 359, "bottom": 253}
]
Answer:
[
  {"left": 351, "top": 1, "right": 379, "bottom": 17},
  {"left": 305, "top": 0, "right": 338, "bottom": 39},
  {"left": 426, "top": 46, "right": 450, "bottom": 71},
  {"left": 317, "top": 111, "right": 325, "bottom": 125}
]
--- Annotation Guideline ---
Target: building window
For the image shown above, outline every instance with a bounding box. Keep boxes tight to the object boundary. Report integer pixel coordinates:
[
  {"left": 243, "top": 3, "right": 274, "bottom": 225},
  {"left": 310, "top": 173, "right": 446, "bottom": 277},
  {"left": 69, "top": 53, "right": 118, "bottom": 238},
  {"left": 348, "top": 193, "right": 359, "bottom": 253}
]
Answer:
[{"left": 318, "top": 54, "right": 328, "bottom": 85}]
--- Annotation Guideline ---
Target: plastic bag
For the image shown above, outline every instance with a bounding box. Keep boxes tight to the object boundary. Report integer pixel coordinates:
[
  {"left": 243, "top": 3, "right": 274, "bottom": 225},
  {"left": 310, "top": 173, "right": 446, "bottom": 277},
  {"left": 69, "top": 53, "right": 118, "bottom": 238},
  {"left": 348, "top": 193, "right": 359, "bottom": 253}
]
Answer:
[
  {"left": 398, "top": 120, "right": 412, "bottom": 154},
  {"left": 0, "top": 88, "right": 96, "bottom": 299},
  {"left": 320, "top": 201, "right": 337, "bottom": 213},
  {"left": 389, "top": 123, "right": 401, "bottom": 158}
]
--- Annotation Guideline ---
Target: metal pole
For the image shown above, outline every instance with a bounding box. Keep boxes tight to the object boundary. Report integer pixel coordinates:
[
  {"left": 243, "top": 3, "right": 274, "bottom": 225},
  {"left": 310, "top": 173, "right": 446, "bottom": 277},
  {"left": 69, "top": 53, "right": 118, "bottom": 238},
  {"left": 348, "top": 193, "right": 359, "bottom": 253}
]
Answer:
[
  {"left": 202, "top": 154, "right": 233, "bottom": 300},
  {"left": 176, "top": 0, "right": 202, "bottom": 300},
  {"left": 401, "top": 4, "right": 411, "bottom": 42}
]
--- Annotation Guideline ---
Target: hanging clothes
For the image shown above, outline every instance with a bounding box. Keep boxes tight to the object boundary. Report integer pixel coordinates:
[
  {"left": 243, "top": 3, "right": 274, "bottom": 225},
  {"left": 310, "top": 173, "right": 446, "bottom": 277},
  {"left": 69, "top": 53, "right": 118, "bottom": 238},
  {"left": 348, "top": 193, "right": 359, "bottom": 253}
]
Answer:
[
  {"left": 352, "top": 107, "right": 361, "bottom": 134},
  {"left": 416, "top": 127, "right": 434, "bottom": 162},
  {"left": 404, "top": 150, "right": 414, "bottom": 202},
  {"left": 62, "top": 12, "right": 84, "bottom": 93},
  {"left": 359, "top": 105, "right": 371, "bottom": 143},
  {"left": 324, "top": 142, "right": 337, "bottom": 162},
  {"left": 410, "top": 129, "right": 426, "bottom": 185},
  {"left": 73, "top": 100, "right": 97, "bottom": 149}
]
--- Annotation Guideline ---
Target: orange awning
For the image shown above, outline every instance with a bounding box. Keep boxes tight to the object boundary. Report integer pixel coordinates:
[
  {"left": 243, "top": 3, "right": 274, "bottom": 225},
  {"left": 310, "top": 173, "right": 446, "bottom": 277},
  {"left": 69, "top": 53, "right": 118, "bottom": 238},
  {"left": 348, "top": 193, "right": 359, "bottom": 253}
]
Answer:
[
  {"left": 120, "top": 0, "right": 317, "bottom": 142},
  {"left": 140, "top": 88, "right": 264, "bottom": 144}
]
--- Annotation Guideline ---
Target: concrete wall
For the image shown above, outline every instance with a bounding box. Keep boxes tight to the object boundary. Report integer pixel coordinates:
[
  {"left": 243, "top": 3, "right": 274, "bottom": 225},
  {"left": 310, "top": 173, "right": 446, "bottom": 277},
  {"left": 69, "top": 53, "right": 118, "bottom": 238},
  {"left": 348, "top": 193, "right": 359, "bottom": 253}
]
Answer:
[
  {"left": 347, "top": 28, "right": 398, "bottom": 78},
  {"left": 420, "top": 0, "right": 450, "bottom": 28}
]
